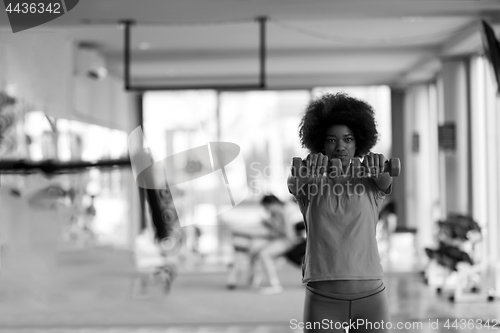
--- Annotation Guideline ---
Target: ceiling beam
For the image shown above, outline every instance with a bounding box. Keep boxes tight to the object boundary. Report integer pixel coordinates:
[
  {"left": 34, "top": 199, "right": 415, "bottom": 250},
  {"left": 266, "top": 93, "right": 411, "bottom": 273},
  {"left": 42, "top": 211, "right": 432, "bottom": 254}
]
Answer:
[{"left": 121, "top": 17, "right": 269, "bottom": 91}]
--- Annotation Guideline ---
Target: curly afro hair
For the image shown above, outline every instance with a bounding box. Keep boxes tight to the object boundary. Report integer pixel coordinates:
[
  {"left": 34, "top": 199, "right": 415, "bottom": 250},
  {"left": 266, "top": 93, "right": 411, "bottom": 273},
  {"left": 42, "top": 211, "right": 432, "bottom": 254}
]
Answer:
[{"left": 298, "top": 92, "right": 378, "bottom": 157}]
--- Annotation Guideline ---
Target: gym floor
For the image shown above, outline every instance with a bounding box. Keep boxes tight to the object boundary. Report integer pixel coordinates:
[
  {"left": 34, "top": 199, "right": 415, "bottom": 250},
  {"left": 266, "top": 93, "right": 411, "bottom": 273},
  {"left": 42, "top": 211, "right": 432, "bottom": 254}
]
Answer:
[{"left": 0, "top": 233, "right": 498, "bottom": 332}]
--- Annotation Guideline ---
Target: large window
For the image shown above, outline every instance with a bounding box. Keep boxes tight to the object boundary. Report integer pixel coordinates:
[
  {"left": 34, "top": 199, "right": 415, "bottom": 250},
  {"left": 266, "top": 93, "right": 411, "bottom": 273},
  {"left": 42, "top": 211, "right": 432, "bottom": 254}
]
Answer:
[
  {"left": 143, "top": 87, "right": 391, "bottom": 255},
  {"left": 2, "top": 111, "right": 132, "bottom": 249},
  {"left": 144, "top": 87, "right": 391, "bottom": 203}
]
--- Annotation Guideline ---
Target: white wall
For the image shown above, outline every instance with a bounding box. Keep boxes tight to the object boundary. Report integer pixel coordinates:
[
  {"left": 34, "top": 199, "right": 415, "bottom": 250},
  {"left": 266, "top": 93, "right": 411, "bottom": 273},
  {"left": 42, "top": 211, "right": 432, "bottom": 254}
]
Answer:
[
  {"left": 0, "top": 29, "right": 141, "bottom": 249},
  {"left": 0, "top": 32, "right": 73, "bottom": 120},
  {"left": 0, "top": 29, "right": 137, "bottom": 132}
]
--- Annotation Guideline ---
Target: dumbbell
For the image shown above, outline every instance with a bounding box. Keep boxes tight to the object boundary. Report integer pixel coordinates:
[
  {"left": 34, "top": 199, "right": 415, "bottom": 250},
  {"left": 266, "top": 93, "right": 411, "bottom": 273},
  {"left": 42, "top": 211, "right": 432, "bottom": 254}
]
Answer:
[{"left": 291, "top": 157, "right": 400, "bottom": 178}]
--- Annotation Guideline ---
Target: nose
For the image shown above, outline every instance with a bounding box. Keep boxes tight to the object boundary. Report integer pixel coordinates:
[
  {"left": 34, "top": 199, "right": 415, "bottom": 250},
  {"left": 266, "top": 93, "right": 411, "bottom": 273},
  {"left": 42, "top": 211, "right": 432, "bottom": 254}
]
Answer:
[{"left": 335, "top": 141, "right": 346, "bottom": 152}]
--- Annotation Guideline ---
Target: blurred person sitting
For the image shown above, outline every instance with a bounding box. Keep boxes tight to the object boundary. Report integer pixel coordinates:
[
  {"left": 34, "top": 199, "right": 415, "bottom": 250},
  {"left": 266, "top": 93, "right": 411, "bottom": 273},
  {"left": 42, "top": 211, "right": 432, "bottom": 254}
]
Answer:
[
  {"left": 226, "top": 194, "right": 298, "bottom": 293},
  {"left": 248, "top": 194, "right": 296, "bottom": 294}
]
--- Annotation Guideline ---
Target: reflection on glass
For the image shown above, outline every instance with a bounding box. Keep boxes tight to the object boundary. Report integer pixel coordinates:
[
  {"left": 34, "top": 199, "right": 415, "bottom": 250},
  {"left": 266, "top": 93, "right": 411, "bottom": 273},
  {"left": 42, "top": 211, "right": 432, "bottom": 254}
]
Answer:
[{"left": 1, "top": 110, "right": 135, "bottom": 303}]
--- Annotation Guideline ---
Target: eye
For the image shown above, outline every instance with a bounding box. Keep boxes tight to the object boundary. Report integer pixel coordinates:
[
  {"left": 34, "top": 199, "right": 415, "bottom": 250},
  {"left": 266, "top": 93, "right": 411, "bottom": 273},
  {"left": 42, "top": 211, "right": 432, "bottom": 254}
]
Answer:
[
  {"left": 345, "top": 137, "right": 353, "bottom": 143},
  {"left": 326, "top": 138, "right": 335, "bottom": 143}
]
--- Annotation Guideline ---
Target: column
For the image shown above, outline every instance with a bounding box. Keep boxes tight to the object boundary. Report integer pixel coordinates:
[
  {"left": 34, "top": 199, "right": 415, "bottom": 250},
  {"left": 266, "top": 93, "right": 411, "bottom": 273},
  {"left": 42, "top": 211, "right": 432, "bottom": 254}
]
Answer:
[{"left": 440, "top": 60, "right": 470, "bottom": 215}]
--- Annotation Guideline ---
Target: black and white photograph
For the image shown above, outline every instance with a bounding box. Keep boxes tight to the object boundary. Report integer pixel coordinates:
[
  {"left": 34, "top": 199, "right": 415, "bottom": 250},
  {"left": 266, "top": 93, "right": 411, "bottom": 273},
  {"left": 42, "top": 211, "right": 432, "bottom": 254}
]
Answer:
[{"left": 0, "top": 1, "right": 500, "bottom": 332}]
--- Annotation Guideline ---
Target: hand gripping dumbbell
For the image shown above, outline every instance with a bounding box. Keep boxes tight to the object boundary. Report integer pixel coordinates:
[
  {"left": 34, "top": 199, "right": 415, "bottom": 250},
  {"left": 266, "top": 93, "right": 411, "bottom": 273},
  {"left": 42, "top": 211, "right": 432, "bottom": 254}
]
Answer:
[
  {"left": 291, "top": 157, "right": 400, "bottom": 178},
  {"left": 350, "top": 157, "right": 400, "bottom": 177}
]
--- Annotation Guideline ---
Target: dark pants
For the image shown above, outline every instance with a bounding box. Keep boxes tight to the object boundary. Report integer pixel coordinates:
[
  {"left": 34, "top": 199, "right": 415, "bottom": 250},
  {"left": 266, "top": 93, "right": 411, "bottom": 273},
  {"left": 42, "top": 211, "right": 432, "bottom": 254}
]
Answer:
[{"left": 303, "top": 282, "right": 390, "bottom": 332}]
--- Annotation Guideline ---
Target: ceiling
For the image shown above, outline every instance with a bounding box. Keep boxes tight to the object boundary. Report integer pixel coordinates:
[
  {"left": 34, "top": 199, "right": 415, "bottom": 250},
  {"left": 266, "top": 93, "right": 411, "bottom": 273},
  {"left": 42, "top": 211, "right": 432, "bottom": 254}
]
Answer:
[{"left": 2, "top": 0, "right": 500, "bottom": 89}]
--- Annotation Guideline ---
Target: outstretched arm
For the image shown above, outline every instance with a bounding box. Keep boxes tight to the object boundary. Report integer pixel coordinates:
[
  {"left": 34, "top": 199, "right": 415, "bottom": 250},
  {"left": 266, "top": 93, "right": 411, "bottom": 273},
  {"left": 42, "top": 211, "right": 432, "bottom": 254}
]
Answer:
[
  {"left": 287, "top": 153, "right": 329, "bottom": 196},
  {"left": 288, "top": 153, "right": 328, "bottom": 214},
  {"left": 363, "top": 152, "right": 393, "bottom": 193},
  {"left": 371, "top": 172, "right": 392, "bottom": 193}
]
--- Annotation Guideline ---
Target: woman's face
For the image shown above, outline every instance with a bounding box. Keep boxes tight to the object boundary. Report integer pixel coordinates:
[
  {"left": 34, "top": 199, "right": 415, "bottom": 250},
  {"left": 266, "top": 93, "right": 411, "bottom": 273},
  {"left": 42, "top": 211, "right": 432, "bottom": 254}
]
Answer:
[{"left": 323, "top": 124, "right": 356, "bottom": 169}]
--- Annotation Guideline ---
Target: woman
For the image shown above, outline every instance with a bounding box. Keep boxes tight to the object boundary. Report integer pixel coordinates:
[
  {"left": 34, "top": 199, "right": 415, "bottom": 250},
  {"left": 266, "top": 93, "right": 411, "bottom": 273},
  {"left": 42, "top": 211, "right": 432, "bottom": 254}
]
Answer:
[
  {"left": 249, "top": 194, "right": 295, "bottom": 294},
  {"left": 226, "top": 194, "right": 295, "bottom": 293},
  {"left": 288, "top": 93, "right": 393, "bottom": 332}
]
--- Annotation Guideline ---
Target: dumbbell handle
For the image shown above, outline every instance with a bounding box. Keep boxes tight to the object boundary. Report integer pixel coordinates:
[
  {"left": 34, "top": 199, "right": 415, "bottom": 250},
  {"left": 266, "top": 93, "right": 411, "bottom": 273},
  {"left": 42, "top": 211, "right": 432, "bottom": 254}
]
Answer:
[
  {"left": 352, "top": 158, "right": 400, "bottom": 177},
  {"left": 385, "top": 158, "right": 401, "bottom": 177},
  {"left": 291, "top": 157, "right": 400, "bottom": 178}
]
